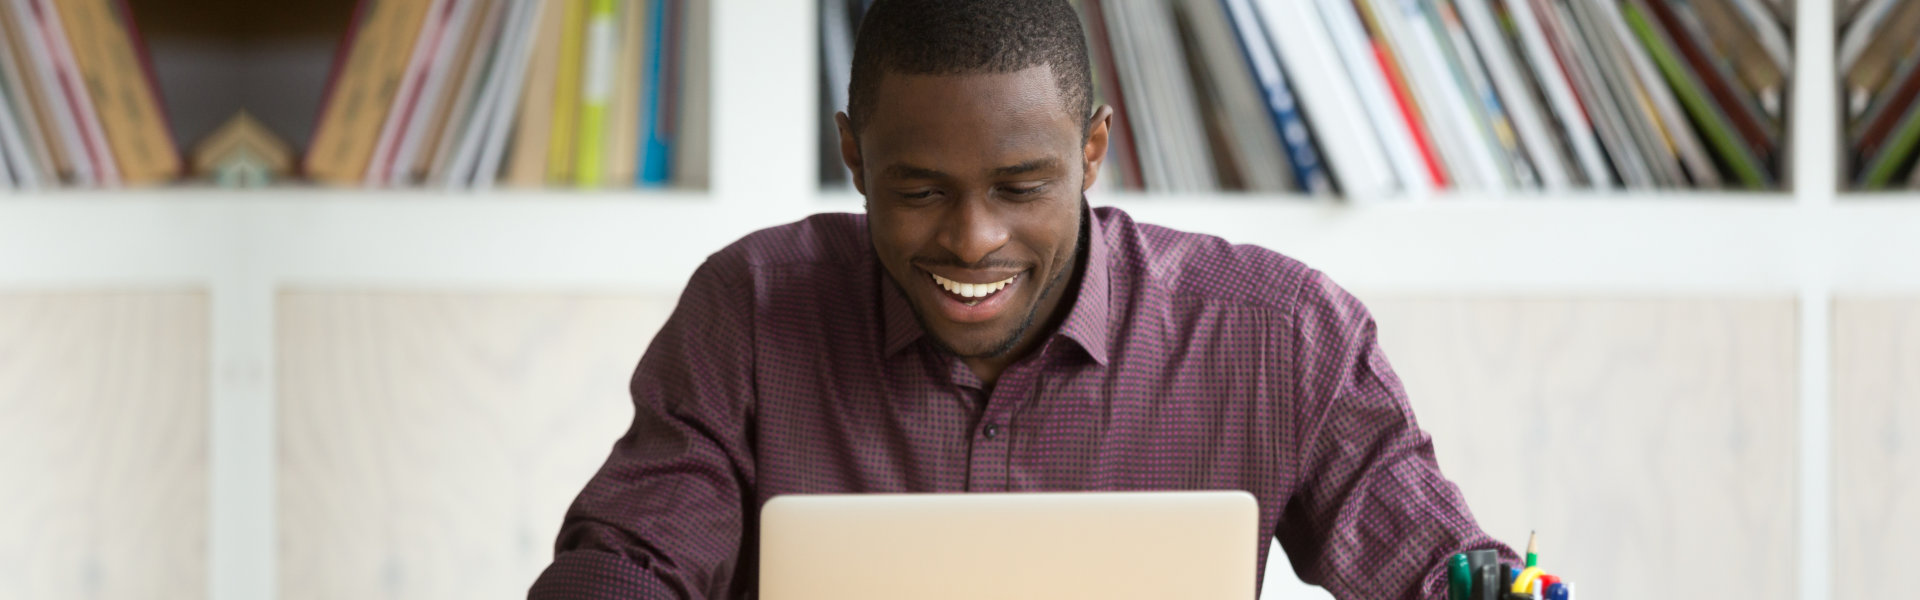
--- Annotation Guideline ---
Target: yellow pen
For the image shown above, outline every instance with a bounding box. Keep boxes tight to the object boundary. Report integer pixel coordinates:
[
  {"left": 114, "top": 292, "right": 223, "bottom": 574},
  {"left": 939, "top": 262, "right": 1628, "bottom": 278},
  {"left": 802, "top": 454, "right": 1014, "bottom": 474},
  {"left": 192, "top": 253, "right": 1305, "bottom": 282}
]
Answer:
[{"left": 1512, "top": 567, "right": 1544, "bottom": 594}]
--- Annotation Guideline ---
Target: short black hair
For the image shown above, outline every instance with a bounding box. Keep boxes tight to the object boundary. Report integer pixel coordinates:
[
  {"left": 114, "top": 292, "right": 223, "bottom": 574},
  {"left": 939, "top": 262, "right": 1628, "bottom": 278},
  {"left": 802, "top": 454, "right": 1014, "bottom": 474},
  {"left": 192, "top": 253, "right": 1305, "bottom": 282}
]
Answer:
[{"left": 845, "top": 0, "right": 1094, "bottom": 136}]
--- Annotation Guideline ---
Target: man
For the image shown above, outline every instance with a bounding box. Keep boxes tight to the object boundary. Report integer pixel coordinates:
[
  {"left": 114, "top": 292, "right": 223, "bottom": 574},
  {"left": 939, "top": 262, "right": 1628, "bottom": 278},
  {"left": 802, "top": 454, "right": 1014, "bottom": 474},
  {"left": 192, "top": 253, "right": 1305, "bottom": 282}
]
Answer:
[{"left": 529, "top": 1, "right": 1514, "bottom": 598}]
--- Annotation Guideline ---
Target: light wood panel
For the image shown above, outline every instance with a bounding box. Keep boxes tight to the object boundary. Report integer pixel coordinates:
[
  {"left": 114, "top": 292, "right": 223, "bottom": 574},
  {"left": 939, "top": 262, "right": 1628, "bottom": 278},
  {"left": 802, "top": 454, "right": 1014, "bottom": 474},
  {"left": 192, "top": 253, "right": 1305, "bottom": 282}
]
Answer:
[
  {"left": 1359, "top": 296, "right": 1798, "bottom": 600},
  {"left": 0, "top": 291, "right": 209, "bottom": 600},
  {"left": 1833, "top": 298, "right": 1920, "bottom": 599},
  {"left": 277, "top": 292, "right": 675, "bottom": 599}
]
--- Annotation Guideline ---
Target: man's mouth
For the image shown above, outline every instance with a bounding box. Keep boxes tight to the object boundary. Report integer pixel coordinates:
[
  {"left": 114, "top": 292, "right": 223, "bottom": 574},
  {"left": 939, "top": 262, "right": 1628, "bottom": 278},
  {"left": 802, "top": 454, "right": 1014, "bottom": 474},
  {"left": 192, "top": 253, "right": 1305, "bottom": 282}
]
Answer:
[{"left": 930, "top": 272, "right": 1017, "bottom": 306}]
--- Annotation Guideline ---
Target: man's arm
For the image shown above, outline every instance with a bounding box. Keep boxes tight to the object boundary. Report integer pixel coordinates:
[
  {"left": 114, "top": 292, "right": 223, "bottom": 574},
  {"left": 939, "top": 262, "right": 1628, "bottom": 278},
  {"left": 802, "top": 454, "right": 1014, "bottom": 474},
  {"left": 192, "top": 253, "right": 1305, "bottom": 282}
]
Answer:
[
  {"left": 529, "top": 256, "right": 758, "bottom": 599},
  {"left": 1273, "top": 271, "right": 1517, "bottom": 600}
]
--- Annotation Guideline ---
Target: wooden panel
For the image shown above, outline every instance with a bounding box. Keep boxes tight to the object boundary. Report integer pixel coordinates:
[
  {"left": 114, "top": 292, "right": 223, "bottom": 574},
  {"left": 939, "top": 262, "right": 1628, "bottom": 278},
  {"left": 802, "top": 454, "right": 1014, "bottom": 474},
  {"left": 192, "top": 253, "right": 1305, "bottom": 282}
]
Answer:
[
  {"left": 1357, "top": 296, "right": 1798, "bottom": 600},
  {"left": 1833, "top": 298, "right": 1920, "bottom": 599},
  {"left": 0, "top": 291, "right": 209, "bottom": 600},
  {"left": 277, "top": 292, "right": 675, "bottom": 599}
]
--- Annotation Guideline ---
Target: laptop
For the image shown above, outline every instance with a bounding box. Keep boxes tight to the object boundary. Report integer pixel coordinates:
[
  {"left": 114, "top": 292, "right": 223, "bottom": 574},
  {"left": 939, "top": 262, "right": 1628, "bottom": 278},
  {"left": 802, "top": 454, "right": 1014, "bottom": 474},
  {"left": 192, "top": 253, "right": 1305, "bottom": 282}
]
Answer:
[{"left": 759, "top": 490, "right": 1259, "bottom": 600}]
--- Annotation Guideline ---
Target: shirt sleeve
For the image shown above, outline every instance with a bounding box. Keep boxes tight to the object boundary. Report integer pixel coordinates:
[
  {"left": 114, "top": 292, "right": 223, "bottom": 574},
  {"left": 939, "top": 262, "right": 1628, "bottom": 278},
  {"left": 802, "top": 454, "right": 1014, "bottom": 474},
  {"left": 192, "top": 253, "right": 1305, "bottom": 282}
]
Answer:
[
  {"left": 529, "top": 255, "right": 760, "bottom": 600},
  {"left": 1272, "top": 271, "right": 1518, "bottom": 600}
]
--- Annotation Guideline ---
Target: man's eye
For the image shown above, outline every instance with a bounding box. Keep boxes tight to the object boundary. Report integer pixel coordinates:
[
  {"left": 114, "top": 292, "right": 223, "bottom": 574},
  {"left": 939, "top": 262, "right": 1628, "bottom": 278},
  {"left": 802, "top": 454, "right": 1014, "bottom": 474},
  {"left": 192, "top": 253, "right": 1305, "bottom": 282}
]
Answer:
[
  {"left": 898, "top": 190, "right": 936, "bottom": 199},
  {"left": 1003, "top": 184, "right": 1045, "bottom": 196}
]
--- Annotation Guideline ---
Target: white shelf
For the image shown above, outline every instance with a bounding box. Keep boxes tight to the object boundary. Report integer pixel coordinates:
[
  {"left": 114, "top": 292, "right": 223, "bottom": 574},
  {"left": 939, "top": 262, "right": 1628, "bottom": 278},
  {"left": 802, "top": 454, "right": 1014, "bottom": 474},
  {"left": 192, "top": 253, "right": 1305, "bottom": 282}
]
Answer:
[{"left": 4, "top": 189, "right": 1917, "bottom": 293}]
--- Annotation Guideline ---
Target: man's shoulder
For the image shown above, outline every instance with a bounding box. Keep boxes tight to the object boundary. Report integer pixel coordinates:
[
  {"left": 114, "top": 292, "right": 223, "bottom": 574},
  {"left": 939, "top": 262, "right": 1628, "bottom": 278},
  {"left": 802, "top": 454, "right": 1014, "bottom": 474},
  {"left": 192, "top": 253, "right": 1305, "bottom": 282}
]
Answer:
[
  {"left": 710, "top": 212, "right": 870, "bottom": 269},
  {"left": 1100, "top": 207, "right": 1326, "bottom": 314}
]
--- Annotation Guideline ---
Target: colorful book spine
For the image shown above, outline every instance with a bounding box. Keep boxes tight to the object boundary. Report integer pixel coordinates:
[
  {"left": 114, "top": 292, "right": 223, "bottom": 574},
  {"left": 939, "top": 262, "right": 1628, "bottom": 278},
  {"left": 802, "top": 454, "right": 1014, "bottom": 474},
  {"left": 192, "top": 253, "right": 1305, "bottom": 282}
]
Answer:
[
  {"left": 638, "top": 0, "right": 674, "bottom": 186},
  {"left": 547, "top": 0, "right": 588, "bottom": 184},
  {"left": 1223, "top": 0, "right": 1330, "bottom": 193},
  {"left": 574, "top": 0, "right": 617, "bottom": 187},
  {"left": 1621, "top": 0, "right": 1767, "bottom": 188}
]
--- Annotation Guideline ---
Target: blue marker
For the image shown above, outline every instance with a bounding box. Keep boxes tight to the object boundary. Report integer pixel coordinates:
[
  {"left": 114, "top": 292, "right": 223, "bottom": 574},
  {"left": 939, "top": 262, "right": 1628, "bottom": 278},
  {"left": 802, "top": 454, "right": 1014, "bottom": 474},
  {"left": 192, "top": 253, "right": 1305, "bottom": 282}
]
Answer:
[{"left": 1545, "top": 582, "right": 1572, "bottom": 600}]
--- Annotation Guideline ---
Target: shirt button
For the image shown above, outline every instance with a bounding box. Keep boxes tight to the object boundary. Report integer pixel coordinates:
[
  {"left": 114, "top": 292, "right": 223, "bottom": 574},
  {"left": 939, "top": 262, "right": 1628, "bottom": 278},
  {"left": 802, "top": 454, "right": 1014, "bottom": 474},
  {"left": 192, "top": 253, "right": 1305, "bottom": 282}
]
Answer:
[{"left": 983, "top": 423, "right": 1001, "bottom": 439}]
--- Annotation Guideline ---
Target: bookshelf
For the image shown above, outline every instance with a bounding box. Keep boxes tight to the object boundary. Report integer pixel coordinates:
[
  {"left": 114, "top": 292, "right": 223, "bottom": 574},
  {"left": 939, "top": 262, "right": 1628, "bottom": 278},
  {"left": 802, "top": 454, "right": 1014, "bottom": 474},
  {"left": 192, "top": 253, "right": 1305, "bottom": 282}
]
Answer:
[{"left": 0, "top": 1, "right": 1912, "bottom": 599}]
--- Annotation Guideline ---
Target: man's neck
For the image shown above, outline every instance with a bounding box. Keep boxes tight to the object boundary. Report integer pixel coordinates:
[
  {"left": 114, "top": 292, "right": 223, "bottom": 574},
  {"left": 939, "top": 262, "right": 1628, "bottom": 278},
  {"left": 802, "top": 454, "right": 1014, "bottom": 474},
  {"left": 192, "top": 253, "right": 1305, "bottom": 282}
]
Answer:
[{"left": 961, "top": 206, "right": 1092, "bottom": 387}]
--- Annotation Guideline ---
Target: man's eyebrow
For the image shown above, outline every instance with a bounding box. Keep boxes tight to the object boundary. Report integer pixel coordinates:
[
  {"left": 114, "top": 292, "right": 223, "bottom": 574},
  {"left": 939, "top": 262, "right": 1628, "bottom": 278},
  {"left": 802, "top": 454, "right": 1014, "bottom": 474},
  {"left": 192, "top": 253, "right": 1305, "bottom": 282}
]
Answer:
[
  {"left": 991, "top": 158, "right": 1062, "bottom": 177},
  {"left": 880, "top": 163, "right": 948, "bottom": 180}
]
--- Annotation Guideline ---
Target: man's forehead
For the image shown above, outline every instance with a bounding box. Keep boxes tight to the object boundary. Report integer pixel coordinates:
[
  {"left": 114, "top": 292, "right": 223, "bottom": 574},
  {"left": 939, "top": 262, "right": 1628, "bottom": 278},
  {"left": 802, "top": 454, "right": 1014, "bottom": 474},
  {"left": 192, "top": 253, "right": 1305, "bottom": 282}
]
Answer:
[{"left": 864, "top": 66, "right": 1077, "bottom": 130}]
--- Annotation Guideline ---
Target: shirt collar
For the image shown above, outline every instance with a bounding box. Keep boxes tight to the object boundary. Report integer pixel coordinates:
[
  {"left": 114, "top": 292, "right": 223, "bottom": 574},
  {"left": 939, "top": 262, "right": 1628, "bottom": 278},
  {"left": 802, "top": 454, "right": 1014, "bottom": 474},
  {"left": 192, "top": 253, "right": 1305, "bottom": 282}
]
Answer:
[{"left": 880, "top": 203, "right": 1112, "bottom": 366}]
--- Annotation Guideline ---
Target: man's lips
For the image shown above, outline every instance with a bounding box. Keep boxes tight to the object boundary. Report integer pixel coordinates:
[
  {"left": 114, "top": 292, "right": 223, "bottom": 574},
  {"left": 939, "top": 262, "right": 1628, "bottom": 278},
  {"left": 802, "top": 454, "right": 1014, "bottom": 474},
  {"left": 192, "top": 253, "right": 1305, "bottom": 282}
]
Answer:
[
  {"left": 928, "top": 271, "right": 1019, "bottom": 301},
  {"left": 918, "top": 267, "right": 1024, "bottom": 323}
]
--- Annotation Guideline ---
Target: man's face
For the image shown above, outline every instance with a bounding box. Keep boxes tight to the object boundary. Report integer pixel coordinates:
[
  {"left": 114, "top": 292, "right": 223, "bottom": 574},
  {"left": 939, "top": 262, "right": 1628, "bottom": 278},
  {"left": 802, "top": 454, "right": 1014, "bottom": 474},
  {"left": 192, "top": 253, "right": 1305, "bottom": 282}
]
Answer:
[{"left": 839, "top": 65, "right": 1107, "bottom": 360}]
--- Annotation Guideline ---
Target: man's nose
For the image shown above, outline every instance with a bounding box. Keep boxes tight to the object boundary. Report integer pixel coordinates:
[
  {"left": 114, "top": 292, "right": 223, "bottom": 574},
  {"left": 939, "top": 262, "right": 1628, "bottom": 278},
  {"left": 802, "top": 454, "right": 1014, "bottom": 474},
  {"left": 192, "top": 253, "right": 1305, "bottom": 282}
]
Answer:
[{"left": 936, "top": 194, "right": 1010, "bottom": 266}]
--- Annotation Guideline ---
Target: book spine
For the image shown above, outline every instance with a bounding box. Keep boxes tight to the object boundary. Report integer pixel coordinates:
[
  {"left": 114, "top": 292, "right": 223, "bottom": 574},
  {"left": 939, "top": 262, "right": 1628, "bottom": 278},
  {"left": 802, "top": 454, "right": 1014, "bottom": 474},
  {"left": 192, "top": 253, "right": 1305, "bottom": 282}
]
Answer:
[
  {"left": 1222, "top": 0, "right": 1329, "bottom": 193},
  {"left": 573, "top": 0, "right": 617, "bottom": 187},
  {"left": 36, "top": 0, "right": 118, "bottom": 185},
  {"left": 1314, "top": 0, "right": 1428, "bottom": 196},
  {"left": 1503, "top": 0, "right": 1614, "bottom": 188},
  {"left": 468, "top": 0, "right": 546, "bottom": 189},
  {"left": 547, "top": 0, "right": 588, "bottom": 183},
  {"left": 638, "top": 0, "right": 672, "bottom": 186},
  {"left": 1621, "top": 0, "right": 1767, "bottom": 188},
  {"left": 366, "top": 0, "right": 456, "bottom": 186},
  {"left": 1351, "top": 0, "right": 1447, "bottom": 189},
  {"left": 1081, "top": 0, "right": 1145, "bottom": 190}
]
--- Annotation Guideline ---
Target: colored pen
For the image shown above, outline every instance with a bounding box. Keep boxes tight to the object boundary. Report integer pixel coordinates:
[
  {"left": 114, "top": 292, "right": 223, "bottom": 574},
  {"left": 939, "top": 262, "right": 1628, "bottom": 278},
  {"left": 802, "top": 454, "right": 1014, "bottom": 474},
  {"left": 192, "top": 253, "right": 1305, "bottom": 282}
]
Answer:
[
  {"left": 1474, "top": 564, "right": 1502, "bottom": 600},
  {"left": 1449, "top": 553, "right": 1472, "bottom": 600},
  {"left": 1512, "top": 566, "right": 1543, "bottom": 593},
  {"left": 1545, "top": 582, "right": 1571, "bottom": 600}
]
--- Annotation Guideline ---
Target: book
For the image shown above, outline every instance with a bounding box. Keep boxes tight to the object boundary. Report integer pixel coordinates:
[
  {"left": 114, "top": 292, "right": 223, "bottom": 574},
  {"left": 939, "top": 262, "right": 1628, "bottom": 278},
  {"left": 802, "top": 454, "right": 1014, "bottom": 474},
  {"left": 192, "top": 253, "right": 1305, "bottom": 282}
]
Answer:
[
  {"left": 306, "top": 0, "right": 437, "bottom": 185},
  {"left": 424, "top": 0, "right": 507, "bottom": 185},
  {"left": 0, "top": 62, "right": 37, "bottom": 189},
  {"left": 1684, "top": 0, "right": 1786, "bottom": 119},
  {"left": 1376, "top": 0, "right": 1506, "bottom": 190},
  {"left": 637, "top": 0, "right": 673, "bottom": 186},
  {"left": 1256, "top": 0, "right": 1396, "bottom": 197},
  {"left": 1621, "top": 0, "right": 1769, "bottom": 188},
  {"left": 544, "top": 0, "right": 588, "bottom": 183},
  {"left": 503, "top": 0, "right": 565, "bottom": 187},
  {"left": 573, "top": 0, "right": 617, "bottom": 187},
  {"left": 364, "top": 0, "right": 463, "bottom": 186},
  {"left": 1574, "top": 0, "right": 1704, "bottom": 187},
  {"left": 1853, "top": 53, "right": 1920, "bottom": 160},
  {"left": 1501, "top": 0, "right": 1614, "bottom": 188},
  {"left": 1080, "top": 0, "right": 1147, "bottom": 190},
  {"left": 0, "top": 7, "right": 50, "bottom": 186},
  {"left": 671, "top": 0, "right": 708, "bottom": 188},
  {"left": 1102, "top": 0, "right": 1171, "bottom": 190},
  {"left": 463, "top": 0, "right": 544, "bottom": 188},
  {"left": 1317, "top": 0, "right": 1431, "bottom": 196},
  {"left": 406, "top": 0, "right": 495, "bottom": 182},
  {"left": 1456, "top": 0, "right": 1572, "bottom": 190},
  {"left": 604, "top": 0, "right": 647, "bottom": 187},
  {"left": 1431, "top": 0, "right": 1535, "bottom": 188},
  {"left": 2, "top": 0, "right": 84, "bottom": 183},
  {"left": 1540, "top": 0, "right": 1653, "bottom": 187},
  {"left": 1856, "top": 96, "right": 1920, "bottom": 188},
  {"left": 1174, "top": 0, "right": 1293, "bottom": 192},
  {"left": 1843, "top": 0, "right": 1920, "bottom": 118},
  {"left": 1350, "top": 0, "right": 1447, "bottom": 189},
  {"left": 34, "top": 0, "right": 118, "bottom": 185},
  {"left": 1127, "top": 0, "right": 1216, "bottom": 191},
  {"left": 1641, "top": 0, "right": 1777, "bottom": 160}
]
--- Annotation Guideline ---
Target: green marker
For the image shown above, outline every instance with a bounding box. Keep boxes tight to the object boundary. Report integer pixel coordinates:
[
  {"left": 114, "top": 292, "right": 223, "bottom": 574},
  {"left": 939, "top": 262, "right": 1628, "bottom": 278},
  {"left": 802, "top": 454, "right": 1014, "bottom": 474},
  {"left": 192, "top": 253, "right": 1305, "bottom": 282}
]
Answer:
[{"left": 1448, "top": 553, "right": 1472, "bottom": 600}]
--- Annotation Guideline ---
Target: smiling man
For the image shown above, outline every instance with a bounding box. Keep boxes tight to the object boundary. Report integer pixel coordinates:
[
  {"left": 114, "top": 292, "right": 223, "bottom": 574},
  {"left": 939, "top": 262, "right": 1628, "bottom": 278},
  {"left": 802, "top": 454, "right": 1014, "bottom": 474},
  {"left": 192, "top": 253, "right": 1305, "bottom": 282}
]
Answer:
[{"left": 529, "top": 1, "right": 1512, "bottom": 599}]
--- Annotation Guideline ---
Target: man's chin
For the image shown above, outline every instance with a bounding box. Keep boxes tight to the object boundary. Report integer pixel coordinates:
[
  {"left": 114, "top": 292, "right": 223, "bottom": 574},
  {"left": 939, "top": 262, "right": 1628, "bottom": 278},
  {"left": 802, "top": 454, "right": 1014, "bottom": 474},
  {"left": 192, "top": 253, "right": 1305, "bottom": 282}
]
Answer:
[{"left": 928, "top": 328, "right": 1022, "bottom": 360}]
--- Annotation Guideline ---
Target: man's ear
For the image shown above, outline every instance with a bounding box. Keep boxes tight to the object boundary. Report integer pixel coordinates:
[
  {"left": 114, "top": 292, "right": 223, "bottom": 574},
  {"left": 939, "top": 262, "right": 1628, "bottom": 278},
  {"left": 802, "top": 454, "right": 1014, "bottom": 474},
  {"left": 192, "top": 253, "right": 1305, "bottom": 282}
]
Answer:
[
  {"left": 1081, "top": 105, "right": 1113, "bottom": 192},
  {"left": 835, "top": 112, "right": 867, "bottom": 196}
]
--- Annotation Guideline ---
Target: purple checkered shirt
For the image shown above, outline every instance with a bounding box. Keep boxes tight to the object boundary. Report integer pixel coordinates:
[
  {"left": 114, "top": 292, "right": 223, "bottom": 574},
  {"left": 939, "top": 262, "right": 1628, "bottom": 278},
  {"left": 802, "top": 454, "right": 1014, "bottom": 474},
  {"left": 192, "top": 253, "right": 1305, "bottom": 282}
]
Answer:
[{"left": 529, "top": 205, "right": 1515, "bottom": 599}]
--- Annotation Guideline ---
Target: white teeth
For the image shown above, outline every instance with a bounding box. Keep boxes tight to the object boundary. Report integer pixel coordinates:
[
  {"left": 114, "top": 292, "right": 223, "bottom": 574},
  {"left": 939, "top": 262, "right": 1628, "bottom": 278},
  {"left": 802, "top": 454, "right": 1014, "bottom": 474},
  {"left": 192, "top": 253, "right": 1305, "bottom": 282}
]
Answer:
[{"left": 930, "top": 272, "right": 1016, "bottom": 299}]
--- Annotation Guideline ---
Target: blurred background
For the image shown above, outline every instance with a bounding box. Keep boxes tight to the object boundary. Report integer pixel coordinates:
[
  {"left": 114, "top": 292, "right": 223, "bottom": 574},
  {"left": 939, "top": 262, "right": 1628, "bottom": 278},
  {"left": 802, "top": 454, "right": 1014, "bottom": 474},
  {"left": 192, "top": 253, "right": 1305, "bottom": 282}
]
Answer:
[{"left": 0, "top": 0, "right": 1916, "bottom": 599}]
